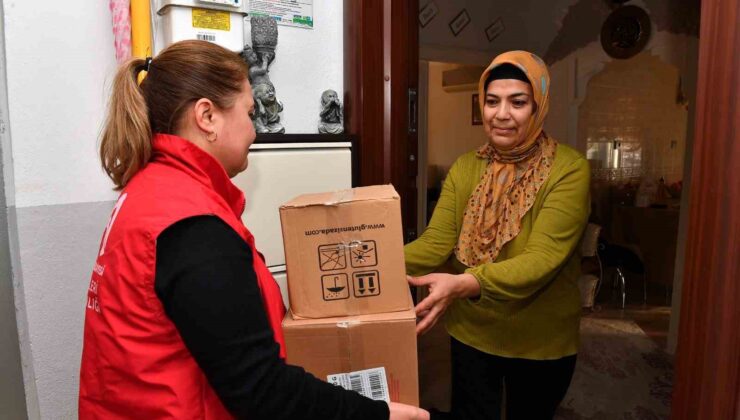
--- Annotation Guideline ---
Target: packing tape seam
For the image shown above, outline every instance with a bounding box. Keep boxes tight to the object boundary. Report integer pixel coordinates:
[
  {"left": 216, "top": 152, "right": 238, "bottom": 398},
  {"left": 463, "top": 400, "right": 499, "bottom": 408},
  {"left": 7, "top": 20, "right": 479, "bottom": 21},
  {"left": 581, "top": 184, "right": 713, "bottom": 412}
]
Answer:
[{"left": 324, "top": 188, "right": 355, "bottom": 206}]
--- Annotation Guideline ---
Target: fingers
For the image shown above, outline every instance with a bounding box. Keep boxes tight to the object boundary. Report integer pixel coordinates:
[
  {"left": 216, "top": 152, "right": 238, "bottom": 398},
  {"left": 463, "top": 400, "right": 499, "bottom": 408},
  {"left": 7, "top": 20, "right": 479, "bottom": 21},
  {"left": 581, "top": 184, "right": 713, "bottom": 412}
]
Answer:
[
  {"left": 414, "top": 294, "right": 437, "bottom": 315},
  {"left": 406, "top": 275, "right": 431, "bottom": 287},
  {"left": 416, "top": 305, "right": 443, "bottom": 335},
  {"left": 388, "top": 402, "right": 430, "bottom": 420}
]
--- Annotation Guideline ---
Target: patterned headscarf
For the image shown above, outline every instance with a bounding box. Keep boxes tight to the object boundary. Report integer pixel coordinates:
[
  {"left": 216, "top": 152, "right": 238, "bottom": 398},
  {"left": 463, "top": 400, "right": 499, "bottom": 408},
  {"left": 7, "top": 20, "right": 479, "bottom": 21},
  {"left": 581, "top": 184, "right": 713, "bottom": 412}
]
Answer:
[{"left": 455, "top": 51, "right": 558, "bottom": 267}]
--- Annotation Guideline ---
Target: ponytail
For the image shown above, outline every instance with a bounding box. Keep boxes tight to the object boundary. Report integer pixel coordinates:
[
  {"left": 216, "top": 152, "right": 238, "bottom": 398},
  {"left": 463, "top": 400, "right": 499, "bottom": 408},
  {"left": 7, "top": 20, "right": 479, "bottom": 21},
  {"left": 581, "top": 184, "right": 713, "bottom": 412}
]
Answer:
[
  {"left": 100, "top": 41, "right": 249, "bottom": 190},
  {"left": 99, "top": 57, "right": 152, "bottom": 190}
]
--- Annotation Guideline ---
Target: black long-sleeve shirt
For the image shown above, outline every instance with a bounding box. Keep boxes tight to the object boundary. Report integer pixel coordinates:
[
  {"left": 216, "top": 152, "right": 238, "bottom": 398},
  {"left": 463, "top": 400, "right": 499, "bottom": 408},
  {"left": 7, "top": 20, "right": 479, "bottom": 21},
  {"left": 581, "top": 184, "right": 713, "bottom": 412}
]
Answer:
[{"left": 155, "top": 216, "right": 389, "bottom": 420}]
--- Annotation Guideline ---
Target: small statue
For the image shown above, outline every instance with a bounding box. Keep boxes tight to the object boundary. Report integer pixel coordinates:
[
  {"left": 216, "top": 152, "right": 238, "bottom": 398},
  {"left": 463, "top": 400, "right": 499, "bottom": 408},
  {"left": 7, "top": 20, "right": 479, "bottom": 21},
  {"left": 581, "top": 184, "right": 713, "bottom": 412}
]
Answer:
[
  {"left": 318, "top": 89, "right": 344, "bottom": 134},
  {"left": 253, "top": 82, "right": 285, "bottom": 134},
  {"left": 242, "top": 16, "right": 284, "bottom": 134},
  {"left": 240, "top": 45, "right": 269, "bottom": 86}
]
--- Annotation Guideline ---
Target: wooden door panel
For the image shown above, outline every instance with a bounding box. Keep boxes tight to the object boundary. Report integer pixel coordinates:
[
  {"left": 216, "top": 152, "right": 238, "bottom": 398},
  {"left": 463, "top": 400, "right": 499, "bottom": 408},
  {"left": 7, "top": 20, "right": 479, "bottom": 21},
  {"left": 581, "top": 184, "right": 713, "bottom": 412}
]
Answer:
[
  {"left": 345, "top": 0, "right": 419, "bottom": 242},
  {"left": 671, "top": 0, "right": 740, "bottom": 418}
]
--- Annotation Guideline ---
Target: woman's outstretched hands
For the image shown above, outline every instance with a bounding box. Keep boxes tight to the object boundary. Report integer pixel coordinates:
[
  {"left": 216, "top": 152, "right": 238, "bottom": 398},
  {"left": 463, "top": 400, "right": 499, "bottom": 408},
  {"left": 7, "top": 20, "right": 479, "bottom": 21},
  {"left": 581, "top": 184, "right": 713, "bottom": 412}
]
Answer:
[{"left": 407, "top": 273, "right": 480, "bottom": 335}]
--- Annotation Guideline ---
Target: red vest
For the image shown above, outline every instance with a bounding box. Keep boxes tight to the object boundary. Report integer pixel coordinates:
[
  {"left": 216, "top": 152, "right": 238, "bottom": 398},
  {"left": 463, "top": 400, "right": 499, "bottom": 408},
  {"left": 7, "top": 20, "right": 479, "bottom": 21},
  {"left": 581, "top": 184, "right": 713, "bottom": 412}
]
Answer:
[{"left": 79, "top": 134, "right": 286, "bottom": 419}]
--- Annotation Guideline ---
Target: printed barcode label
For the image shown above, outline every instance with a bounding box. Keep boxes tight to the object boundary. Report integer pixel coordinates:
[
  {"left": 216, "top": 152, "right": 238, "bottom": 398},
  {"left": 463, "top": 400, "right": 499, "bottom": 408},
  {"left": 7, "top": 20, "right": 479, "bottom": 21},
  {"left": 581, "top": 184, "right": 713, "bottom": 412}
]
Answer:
[
  {"left": 197, "top": 33, "right": 217, "bottom": 42},
  {"left": 327, "top": 367, "right": 390, "bottom": 403}
]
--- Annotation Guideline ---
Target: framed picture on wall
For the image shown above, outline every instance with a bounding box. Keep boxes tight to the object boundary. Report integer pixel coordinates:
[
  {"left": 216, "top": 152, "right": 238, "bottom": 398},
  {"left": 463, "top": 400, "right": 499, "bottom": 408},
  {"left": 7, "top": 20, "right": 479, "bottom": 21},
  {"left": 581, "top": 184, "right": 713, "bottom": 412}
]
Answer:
[
  {"left": 449, "top": 9, "right": 471, "bottom": 37},
  {"left": 419, "top": 2, "right": 439, "bottom": 28},
  {"left": 485, "top": 18, "right": 505, "bottom": 42},
  {"left": 472, "top": 94, "right": 482, "bottom": 125}
]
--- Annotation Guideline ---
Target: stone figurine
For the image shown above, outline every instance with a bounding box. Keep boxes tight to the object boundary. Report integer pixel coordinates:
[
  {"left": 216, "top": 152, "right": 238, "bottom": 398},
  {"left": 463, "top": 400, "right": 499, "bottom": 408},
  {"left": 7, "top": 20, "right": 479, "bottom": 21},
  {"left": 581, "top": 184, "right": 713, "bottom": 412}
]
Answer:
[
  {"left": 253, "top": 82, "right": 284, "bottom": 134},
  {"left": 318, "top": 89, "right": 344, "bottom": 134},
  {"left": 242, "top": 16, "right": 284, "bottom": 134},
  {"left": 240, "top": 45, "right": 269, "bottom": 86}
]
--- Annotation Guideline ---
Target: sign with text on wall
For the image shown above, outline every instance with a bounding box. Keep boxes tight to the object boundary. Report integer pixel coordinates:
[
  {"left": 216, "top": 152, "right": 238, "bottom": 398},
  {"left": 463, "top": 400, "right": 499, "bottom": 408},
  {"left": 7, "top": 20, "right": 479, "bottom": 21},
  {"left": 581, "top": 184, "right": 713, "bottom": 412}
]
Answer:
[{"left": 248, "top": 0, "right": 313, "bottom": 29}]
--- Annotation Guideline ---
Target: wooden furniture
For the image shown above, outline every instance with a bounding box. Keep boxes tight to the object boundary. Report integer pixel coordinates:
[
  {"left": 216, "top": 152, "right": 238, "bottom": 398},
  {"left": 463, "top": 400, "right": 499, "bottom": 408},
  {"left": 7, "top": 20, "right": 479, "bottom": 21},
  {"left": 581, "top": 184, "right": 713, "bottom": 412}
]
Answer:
[
  {"left": 612, "top": 205, "right": 680, "bottom": 290},
  {"left": 579, "top": 223, "right": 602, "bottom": 309}
]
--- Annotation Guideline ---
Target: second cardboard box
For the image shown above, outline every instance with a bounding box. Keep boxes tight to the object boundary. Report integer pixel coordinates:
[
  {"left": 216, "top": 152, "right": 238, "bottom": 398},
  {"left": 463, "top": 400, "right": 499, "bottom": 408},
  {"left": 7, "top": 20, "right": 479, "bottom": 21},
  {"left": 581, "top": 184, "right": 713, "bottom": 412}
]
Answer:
[{"left": 283, "top": 309, "right": 419, "bottom": 405}]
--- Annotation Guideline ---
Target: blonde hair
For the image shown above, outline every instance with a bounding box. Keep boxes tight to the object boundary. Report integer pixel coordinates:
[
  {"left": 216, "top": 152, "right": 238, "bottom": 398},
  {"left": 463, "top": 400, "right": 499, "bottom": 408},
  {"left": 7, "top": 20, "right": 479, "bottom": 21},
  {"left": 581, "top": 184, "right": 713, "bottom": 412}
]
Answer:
[{"left": 99, "top": 40, "right": 249, "bottom": 190}]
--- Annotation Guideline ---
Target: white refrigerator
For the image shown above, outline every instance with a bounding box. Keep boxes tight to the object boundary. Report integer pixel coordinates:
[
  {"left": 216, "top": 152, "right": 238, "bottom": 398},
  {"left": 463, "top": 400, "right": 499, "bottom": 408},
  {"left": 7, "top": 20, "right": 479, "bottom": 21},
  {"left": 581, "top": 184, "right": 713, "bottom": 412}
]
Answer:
[{"left": 231, "top": 140, "right": 353, "bottom": 308}]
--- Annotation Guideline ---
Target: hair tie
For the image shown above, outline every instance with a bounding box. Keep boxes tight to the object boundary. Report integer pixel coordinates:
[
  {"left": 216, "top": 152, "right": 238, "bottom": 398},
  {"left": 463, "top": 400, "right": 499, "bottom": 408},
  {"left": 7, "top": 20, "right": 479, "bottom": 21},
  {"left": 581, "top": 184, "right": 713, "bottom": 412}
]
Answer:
[{"left": 135, "top": 57, "right": 153, "bottom": 75}]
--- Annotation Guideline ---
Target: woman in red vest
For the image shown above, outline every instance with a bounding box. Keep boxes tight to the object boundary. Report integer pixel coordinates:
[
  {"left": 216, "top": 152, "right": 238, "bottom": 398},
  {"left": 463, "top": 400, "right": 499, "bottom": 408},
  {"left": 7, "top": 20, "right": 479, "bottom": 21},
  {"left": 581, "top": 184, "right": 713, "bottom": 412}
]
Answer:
[{"left": 79, "top": 40, "right": 428, "bottom": 420}]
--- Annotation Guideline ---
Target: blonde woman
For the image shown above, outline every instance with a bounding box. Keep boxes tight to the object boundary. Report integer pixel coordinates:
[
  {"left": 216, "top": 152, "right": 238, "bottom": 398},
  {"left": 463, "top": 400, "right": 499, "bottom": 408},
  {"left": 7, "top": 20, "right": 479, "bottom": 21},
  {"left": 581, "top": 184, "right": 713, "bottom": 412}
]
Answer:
[{"left": 79, "top": 40, "right": 427, "bottom": 420}]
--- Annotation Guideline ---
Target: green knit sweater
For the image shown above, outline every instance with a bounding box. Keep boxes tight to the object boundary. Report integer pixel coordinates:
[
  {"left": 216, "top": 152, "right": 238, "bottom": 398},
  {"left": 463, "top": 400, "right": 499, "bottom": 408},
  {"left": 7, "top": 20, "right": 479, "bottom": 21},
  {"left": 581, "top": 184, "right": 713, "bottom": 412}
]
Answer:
[{"left": 405, "top": 144, "right": 590, "bottom": 360}]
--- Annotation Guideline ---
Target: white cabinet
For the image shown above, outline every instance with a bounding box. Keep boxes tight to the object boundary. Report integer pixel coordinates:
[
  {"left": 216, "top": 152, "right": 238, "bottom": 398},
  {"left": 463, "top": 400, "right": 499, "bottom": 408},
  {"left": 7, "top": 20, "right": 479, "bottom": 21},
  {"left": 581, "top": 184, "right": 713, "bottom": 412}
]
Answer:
[
  {"left": 269, "top": 268, "right": 289, "bottom": 309},
  {"left": 231, "top": 142, "right": 352, "bottom": 268}
]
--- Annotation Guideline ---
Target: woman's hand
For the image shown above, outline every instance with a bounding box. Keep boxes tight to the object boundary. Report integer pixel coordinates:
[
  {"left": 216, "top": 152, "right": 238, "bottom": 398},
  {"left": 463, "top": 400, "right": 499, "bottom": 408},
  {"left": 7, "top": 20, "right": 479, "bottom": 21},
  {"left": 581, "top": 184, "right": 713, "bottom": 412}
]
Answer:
[
  {"left": 389, "top": 402, "right": 430, "bottom": 420},
  {"left": 407, "top": 273, "right": 480, "bottom": 335}
]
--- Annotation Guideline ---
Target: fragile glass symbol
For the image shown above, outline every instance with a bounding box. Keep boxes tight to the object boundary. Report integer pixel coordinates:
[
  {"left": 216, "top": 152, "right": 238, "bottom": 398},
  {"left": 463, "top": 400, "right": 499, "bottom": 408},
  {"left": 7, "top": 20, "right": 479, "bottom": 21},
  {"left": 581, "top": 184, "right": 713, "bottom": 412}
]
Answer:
[{"left": 319, "top": 245, "right": 347, "bottom": 271}]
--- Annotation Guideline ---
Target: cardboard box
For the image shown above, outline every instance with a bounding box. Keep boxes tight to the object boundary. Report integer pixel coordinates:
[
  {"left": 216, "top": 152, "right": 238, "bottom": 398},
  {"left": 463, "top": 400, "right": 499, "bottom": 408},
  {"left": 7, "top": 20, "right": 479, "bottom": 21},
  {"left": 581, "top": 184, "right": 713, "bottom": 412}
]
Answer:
[
  {"left": 280, "top": 185, "right": 414, "bottom": 318},
  {"left": 283, "top": 309, "right": 419, "bottom": 406}
]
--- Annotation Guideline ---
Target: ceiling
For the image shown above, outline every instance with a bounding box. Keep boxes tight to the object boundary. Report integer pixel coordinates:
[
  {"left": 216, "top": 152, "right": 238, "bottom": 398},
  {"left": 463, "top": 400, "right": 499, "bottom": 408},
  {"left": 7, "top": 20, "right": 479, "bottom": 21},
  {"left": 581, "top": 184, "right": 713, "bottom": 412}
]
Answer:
[
  {"left": 419, "top": 0, "right": 581, "bottom": 60},
  {"left": 419, "top": 0, "right": 700, "bottom": 65}
]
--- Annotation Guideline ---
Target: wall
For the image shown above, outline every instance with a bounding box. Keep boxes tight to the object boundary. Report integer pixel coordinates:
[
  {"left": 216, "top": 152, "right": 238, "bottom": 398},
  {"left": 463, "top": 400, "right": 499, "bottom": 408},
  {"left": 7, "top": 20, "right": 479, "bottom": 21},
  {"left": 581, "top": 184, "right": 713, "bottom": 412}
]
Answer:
[
  {"left": 578, "top": 52, "right": 688, "bottom": 183},
  {"left": 426, "top": 61, "right": 488, "bottom": 188},
  {"left": 1, "top": 0, "right": 344, "bottom": 418},
  {"left": 421, "top": 1, "right": 699, "bottom": 172},
  {"left": 0, "top": 199, "right": 27, "bottom": 420},
  {"left": 418, "top": 0, "right": 700, "bottom": 151},
  {"left": 244, "top": 8, "right": 343, "bottom": 133},
  {"left": 419, "top": 0, "right": 576, "bottom": 65},
  {"left": 0, "top": 4, "right": 27, "bottom": 412},
  {"left": 152, "top": 5, "right": 344, "bottom": 134},
  {"left": 1, "top": 1, "right": 116, "bottom": 418},
  {"left": 544, "top": 33, "right": 699, "bottom": 358},
  {"left": 543, "top": 0, "right": 700, "bottom": 149},
  {"left": 546, "top": 31, "right": 699, "bottom": 151}
]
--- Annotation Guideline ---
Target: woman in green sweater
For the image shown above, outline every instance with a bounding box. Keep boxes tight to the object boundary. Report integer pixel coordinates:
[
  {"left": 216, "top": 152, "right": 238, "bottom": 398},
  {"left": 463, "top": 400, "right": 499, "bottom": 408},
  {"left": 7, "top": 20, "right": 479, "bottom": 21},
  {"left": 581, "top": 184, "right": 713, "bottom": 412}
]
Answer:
[{"left": 405, "top": 51, "right": 590, "bottom": 420}]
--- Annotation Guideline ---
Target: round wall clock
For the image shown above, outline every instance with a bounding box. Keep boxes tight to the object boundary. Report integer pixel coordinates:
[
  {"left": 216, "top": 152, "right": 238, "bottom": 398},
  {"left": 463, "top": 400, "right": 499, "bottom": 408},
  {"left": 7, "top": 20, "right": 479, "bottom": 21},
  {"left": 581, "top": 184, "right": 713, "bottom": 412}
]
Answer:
[{"left": 601, "top": 5, "right": 652, "bottom": 59}]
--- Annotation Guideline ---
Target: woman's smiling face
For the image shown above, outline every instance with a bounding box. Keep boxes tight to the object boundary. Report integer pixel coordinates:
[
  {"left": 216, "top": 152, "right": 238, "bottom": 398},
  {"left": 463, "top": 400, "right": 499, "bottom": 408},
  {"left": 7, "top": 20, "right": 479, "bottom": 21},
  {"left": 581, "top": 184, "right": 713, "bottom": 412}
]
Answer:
[{"left": 482, "top": 78, "right": 535, "bottom": 150}]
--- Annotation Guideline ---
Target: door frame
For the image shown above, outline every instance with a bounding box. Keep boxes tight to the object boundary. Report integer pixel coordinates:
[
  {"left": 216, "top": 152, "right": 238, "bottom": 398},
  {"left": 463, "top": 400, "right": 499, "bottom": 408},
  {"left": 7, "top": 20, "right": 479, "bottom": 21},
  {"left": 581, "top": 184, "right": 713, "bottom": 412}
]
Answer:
[
  {"left": 344, "top": 0, "right": 740, "bottom": 417},
  {"left": 671, "top": 0, "right": 740, "bottom": 417},
  {"left": 344, "top": 0, "right": 419, "bottom": 243}
]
